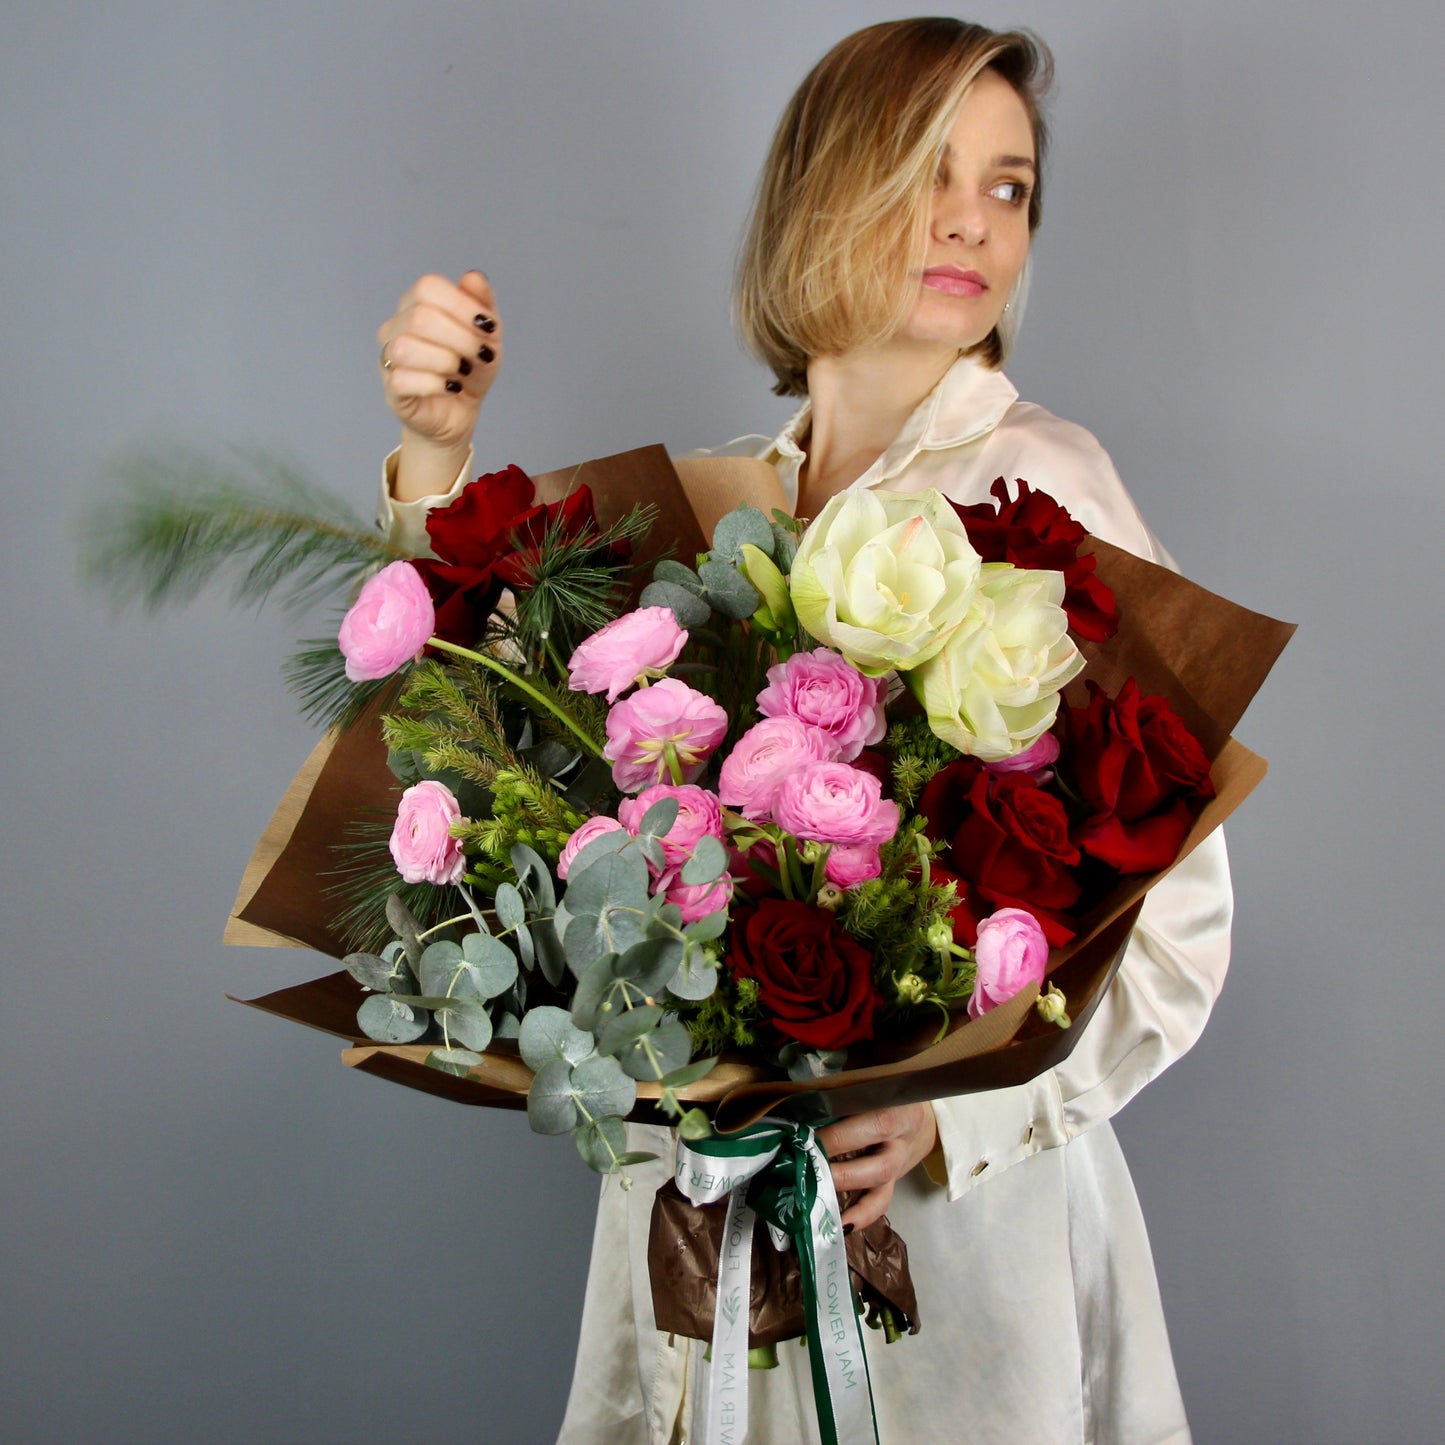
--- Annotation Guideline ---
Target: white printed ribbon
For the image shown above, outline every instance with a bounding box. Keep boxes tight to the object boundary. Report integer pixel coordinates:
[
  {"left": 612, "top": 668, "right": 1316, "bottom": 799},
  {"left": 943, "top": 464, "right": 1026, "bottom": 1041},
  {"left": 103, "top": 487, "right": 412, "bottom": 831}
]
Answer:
[{"left": 675, "top": 1119, "right": 878, "bottom": 1445}]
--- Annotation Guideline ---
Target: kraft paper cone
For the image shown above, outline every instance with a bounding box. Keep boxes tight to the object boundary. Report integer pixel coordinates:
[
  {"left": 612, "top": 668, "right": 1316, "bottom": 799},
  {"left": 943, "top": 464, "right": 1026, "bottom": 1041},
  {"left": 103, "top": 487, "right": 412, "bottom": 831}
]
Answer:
[{"left": 228, "top": 445, "right": 1294, "bottom": 1127}]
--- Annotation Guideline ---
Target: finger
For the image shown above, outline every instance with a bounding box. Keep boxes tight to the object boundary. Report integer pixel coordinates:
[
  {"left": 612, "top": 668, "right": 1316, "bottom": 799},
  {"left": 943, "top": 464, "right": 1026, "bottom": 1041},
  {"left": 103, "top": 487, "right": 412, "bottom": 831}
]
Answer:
[
  {"left": 819, "top": 1109, "right": 899, "bottom": 1159},
  {"left": 827, "top": 1141, "right": 906, "bottom": 1196},
  {"left": 382, "top": 301, "right": 491, "bottom": 365},
  {"left": 840, "top": 1181, "right": 894, "bottom": 1231},
  {"left": 383, "top": 366, "right": 456, "bottom": 402},
  {"left": 458, "top": 268, "right": 496, "bottom": 312},
  {"left": 411, "top": 272, "right": 500, "bottom": 338}
]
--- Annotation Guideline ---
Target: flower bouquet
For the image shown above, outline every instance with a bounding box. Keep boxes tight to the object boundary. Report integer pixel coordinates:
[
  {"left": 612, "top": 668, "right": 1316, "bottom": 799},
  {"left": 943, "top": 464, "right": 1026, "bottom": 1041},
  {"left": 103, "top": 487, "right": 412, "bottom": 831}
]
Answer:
[{"left": 86, "top": 442, "right": 1290, "bottom": 1444}]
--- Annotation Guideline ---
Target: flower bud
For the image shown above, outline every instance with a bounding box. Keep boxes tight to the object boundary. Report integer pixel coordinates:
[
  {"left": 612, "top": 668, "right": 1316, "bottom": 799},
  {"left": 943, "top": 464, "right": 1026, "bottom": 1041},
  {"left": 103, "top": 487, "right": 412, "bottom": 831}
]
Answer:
[
  {"left": 1036, "top": 983, "right": 1072, "bottom": 1029},
  {"left": 925, "top": 920, "right": 956, "bottom": 955},
  {"left": 815, "top": 884, "right": 846, "bottom": 913},
  {"left": 739, "top": 543, "right": 795, "bottom": 636},
  {"left": 895, "top": 972, "right": 928, "bottom": 1005}
]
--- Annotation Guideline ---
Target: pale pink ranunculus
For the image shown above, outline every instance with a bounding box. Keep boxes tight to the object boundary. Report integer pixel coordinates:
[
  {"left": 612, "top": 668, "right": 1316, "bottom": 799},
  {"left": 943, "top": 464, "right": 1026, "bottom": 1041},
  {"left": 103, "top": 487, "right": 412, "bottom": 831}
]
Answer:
[
  {"left": 388, "top": 780, "right": 466, "bottom": 885},
  {"left": 824, "top": 842, "right": 883, "bottom": 890},
  {"left": 984, "top": 731, "right": 1061, "bottom": 781},
  {"left": 717, "top": 717, "right": 836, "bottom": 820},
  {"left": 656, "top": 867, "right": 734, "bottom": 924},
  {"left": 968, "top": 907, "right": 1050, "bottom": 1019},
  {"left": 604, "top": 678, "right": 728, "bottom": 794},
  {"left": 618, "top": 784, "right": 724, "bottom": 872},
  {"left": 557, "top": 815, "right": 625, "bottom": 880},
  {"left": 772, "top": 761, "right": 900, "bottom": 847},
  {"left": 755, "top": 648, "right": 887, "bottom": 762},
  {"left": 567, "top": 606, "right": 688, "bottom": 703},
  {"left": 339, "top": 561, "right": 436, "bottom": 683}
]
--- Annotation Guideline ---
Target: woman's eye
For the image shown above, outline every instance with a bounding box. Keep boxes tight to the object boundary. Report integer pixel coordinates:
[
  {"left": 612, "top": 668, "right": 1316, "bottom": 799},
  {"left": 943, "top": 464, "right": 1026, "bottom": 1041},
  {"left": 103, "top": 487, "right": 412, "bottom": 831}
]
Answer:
[{"left": 990, "top": 179, "right": 1031, "bottom": 206}]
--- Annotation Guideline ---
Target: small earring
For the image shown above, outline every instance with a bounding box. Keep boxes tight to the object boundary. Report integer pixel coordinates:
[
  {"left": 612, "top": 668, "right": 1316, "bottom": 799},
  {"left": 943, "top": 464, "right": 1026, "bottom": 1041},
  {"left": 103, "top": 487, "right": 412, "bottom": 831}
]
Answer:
[{"left": 1002, "top": 300, "right": 1012, "bottom": 312}]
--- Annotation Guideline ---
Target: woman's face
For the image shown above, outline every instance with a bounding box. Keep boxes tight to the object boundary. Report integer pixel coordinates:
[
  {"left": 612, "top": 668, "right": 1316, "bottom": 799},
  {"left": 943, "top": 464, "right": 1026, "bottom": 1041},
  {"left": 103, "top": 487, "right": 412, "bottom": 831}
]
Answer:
[{"left": 900, "top": 68, "right": 1036, "bottom": 354}]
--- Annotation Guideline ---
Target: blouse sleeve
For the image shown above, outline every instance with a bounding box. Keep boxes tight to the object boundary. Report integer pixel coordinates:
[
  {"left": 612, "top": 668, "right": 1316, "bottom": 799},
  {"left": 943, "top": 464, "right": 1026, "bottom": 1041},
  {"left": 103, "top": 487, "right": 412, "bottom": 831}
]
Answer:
[
  {"left": 925, "top": 416, "right": 1235, "bottom": 1201},
  {"left": 376, "top": 446, "right": 472, "bottom": 555}
]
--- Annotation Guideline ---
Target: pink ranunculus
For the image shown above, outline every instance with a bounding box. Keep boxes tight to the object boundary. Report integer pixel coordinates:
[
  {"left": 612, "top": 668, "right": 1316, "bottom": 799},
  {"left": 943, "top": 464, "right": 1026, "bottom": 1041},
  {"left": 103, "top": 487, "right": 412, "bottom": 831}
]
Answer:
[
  {"left": 656, "top": 868, "right": 734, "bottom": 925},
  {"left": 567, "top": 606, "right": 688, "bottom": 703},
  {"left": 824, "top": 842, "right": 883, "bottom": 890},
  {"left": 618, "top": 784, "right": 724, "bottom": 873},
  {"left": 772, "top": 761, "right": 901, "bottom": 848},
  {"left": 755, "top": 648, "right": 888, "bottom": 762},
  {"left": 968, "top": 907, "right": 1050, "bottom": 1019},
  {"left": 338, "top": 560, "right": 436, "bottom": 682},
  {"left": 717, "top": 717, "right": 836, "bottom": 821},
  {"left": 557, "top": 815, "right": 625, "bottom": 880},
  {"left": 603, "top": 678, "right": 729, "bottom": 794},
  {"left": 984, "top": 731, "right": 1061, "bottom": 781},
  {"left": 388, "top": 780, "right": 466, "bottom": 886}
]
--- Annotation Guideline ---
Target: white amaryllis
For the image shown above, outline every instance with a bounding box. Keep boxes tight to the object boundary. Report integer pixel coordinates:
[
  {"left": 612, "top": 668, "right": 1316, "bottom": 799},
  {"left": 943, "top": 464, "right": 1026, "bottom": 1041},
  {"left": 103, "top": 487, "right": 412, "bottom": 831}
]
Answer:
[
  {"left": 788, "top": 488, "right": 981, "bottom": 675},
  {"left": 912, "top": 562, "right": 1085, "bottom": 761}
]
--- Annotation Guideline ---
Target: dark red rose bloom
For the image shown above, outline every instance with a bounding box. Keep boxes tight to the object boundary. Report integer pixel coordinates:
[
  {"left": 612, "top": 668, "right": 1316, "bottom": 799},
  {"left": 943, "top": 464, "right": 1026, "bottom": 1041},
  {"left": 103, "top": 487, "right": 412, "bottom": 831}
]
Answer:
[
  {"left": 952, "top": 478, "right": 1119, "bottom": 642},
  {"left": 417, "top": 467, "right": 614, "bottom": 647},
  {"left": 919, "top": 757, "right": 1080, "bottom": 944},
  {"left": 1064, "top": 679, "right": 1215, "bottom": 873},
  {"left": 726, "top": 898, "right": 880, "bottom": 1050}
]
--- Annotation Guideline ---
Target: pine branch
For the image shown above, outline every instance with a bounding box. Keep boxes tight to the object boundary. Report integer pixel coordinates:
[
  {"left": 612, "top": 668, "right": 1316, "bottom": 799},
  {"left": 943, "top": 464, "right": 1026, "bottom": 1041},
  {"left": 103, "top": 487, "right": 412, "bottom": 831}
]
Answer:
[
  {"left": 283, "top": 634, "right": 398, "bottom": 730},
  {"left": 78, "top": 444, "right": 402, "bottom": 615},
  {"left": 325, "top": 813, "right": 458, "bottom": 954}
]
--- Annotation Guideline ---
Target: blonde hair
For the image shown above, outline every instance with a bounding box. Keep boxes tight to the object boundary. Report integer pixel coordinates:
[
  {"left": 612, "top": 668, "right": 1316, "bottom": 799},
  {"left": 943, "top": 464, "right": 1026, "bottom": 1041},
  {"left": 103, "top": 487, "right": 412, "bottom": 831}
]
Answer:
[{"left": 735, "top": 18, "right": 1052, "bottom": 396}]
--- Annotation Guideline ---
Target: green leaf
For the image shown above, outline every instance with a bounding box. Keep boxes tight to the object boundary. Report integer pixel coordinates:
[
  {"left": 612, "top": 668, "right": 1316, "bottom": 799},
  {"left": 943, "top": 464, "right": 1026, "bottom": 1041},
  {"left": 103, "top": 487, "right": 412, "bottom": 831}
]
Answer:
[
  {"left": 570, "top": 952, "right": 621, "bottom": 1032},
  {"left": 652, "top": 559, "right": 706, "bottom": 595},
  {"left": 517, "top": 1006, "right": 596, "bottom": 1072},
  {"left": 697, "top": 560, "right": 760, "bottom": 620},
  {"left": 618, "top": 1019, "right": 693, "bottom": 1082},
  {"left": 666, "top": 952, "right": 718, "bottom": 1002},
  {"left": 678, "top": 1107, "right": 714, "bottom": 1141},
  {"left": 461, "top": 931, "right": 520, "bottom": 998},
  {"left": 532, "top": 916, "right": 568, "bottom": 988},
  {"left": 427, "top": 1046, "right": 484, "bottom": 1077},
  {"left": 564, "top": 839, "right": 643, "bottom": 908},
  {"left": 494, "top": 1011, "right": 521, "bottom": 1039},
  {"left": 436, "top": 997, "right": 493, "bottom": 1052},
  {"left": 613, "top": 1150, "right": 661, "bottom": 1167},
  {"left": 680, "top": 835, "right": 728, "bottom": 885},
  {"left": 710, "top": 506, "right": 775, "bottom": 565},
  {"left": 770, "top": 522, "right": 799, "bottom": 571},
  {"left": 574, "top": 1115, "right": 628, "bottom": 1173},
  {"left": 510, "top": 843, "right": 557, "bottom": 915},
  {"left": 637, "top": 835, "right": 666, "bottom": 873},
  {"left": 637, "top": 797, "right": 681, "bottom": 837},
  {"left": 385, "top": 895, "right": 426, "bottom": 969},
  {"left": 527, "top": 1059, "right": 581, "bottom": 1135},
  {"left": 570, "top": 1055, "right": 638, "bottom": 1120},
  {"left": 660, "top": 1056, "right": 719, "bottom": 1088},
  {"left": 356, "top": 994, "right": 429, "bottom": 1044},
  {"left": 640, "top": 579, "right": 712, "bottom": 628},
  {"left": 494, "top": 882, "right": 526, "bottom": 933},
  {"left": 343, "top": 951, "right": 395, "bottom": 992},
  {"left": 684, "top": 909, "right": 728, "bottom": 943},
  {"left": 597, "top": 1004, "right": 665, "bottom": 1057},
  {"left": 615, "top": 935, "right": 685, "bottom": 995}
]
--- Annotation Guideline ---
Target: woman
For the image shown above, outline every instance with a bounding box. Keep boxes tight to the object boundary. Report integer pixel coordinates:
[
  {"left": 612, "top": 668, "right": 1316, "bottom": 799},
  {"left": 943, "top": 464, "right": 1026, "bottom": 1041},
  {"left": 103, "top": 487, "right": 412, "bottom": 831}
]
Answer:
[{"left": 376, "top": 19, "right": 1229, "bottom": 1444}]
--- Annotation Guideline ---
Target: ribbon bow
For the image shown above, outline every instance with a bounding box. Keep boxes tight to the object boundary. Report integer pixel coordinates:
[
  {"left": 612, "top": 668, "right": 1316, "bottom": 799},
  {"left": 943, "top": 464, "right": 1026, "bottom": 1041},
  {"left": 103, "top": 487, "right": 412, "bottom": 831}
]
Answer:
[{"left": 675, "top": 1119, "right": 879, "bottom": 1445}]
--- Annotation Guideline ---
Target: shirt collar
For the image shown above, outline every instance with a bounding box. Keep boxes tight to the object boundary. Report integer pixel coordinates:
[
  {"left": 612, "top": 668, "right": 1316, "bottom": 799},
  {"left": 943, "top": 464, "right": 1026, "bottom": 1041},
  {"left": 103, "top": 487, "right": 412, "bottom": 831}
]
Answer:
[{"left": 768, "top": 355, "right": 1019, "bottom": 500}]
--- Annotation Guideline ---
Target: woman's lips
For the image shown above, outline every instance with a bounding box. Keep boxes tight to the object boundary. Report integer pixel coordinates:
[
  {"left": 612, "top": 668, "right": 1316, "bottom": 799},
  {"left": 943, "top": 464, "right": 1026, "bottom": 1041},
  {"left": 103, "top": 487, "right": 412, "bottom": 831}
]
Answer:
[{"left": 921, "top": 267, "right": 987, "bottom": 297}]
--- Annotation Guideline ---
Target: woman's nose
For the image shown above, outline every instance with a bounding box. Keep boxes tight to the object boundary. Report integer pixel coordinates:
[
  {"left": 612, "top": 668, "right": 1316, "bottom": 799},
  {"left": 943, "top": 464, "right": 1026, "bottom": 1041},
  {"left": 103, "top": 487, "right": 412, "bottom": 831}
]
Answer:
[{"left": 931, "top": 188, "right": 987, "bottom": 246}]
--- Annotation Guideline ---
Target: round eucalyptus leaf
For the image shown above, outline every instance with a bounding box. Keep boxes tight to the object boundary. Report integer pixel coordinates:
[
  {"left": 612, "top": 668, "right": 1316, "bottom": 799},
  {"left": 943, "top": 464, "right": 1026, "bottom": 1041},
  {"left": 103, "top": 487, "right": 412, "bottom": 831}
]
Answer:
[
  {"left": 532, "top": 917, "right": 568, "bottom": 988},
  {"left": 618, "top": 1019, "right": 692, "bottom": 1081},
  {"left": 615, "top": 936, "right": 684, "bottom": 995},
  {"left": 527, "top": 1059, "right": 581, "bottom": 1136},
  {"left": 597, "top": 1004, "right": 665, "bottom": 1058},
  {"left": 385, "top": 895, "right": 425, "bottom": 965},
  {"left": 574, "top": 1114, "right": 629, "bottom": 1173},
  {"left": 710, "top": 505, "right": 776, "bottom": 565},
  {"left": 418, "top": 940, "right": 475, "bottom": 1000},
  {"left": 461, "top": 931, "right": 520, "bottom": 998},
  {"left": 356, "top": 993, "right": 429, "bottom": 1044},
  {"left": 427, "top": 1047, "right": 484, "bottom": 1077},
  {"left": 678, "top": 1108, "right": 714, "bottom": 1141},
  {"left": 343, "top": 952, "right": 394, "bottom": 993},
  {"left": 770, "top": 521, "right": 799, "bottom": 570},
  {"left": 565, "top": 900, "right": 647, "bottom": 968},
  {"left": 667, "top": 951, "right": 719, "bottom": 1002},
  {"left": 564, "top": 827, "right": 631, "bottom": 887},
  {"left": 697, "top": 561, "right": 761, "bottom": 620},
  {"left": 652, "top": 559, "right": 706, "bottom": 595},
  {"left": 564, "top": 846, "right": 651, "bottom": 917},
  {"left": 639, "top": 579, "right": 712, "bottom": 628},
  {"left": 570, "top": 1055, "right": 638, "bottom": 1121},
  {"left": 684, "top": 909, "right": 729, "bottom": 943},
  {"left": 513, "top": 921, "right": 535, "bottom": 970},
  {"left": 518, "top": 1006, "right": 596, "bottom": 1072},
  {"left": 437, "top": 997, "right": 493, "bottom": 1053},
  {"left": 637, "top": 835, "right": 666, "bottom": 873},
  {"left": 637, "top": 797, "right": 681, "bottom": 838},
  {"left": 571, "top": 952, "right": 620, "bottom": 1032},
  {"left": 510, "top": 843, "right": 556, "bottom": 914},
  {"left": 680, "top": 835, "right": 728, "bottom": 886},
  {"left": 493, "top": 1011, "right": 521, "bottom": 1039},
  {"left": 494, "top": 882, "right": 526, "bottom": 933},
  {"left": 660, "top": 1056, "right": 719, "bottom": 1089}
]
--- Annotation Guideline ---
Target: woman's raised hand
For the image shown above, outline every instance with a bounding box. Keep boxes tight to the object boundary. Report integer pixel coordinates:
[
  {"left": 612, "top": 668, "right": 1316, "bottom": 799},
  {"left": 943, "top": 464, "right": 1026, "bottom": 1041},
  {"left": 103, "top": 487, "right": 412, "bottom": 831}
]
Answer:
[
  {"left": 378, "top": 271, "right": 502, "bottom": 502},
  {"left": 819, "top": 1103, "right": 939, "bottom": 1231}
]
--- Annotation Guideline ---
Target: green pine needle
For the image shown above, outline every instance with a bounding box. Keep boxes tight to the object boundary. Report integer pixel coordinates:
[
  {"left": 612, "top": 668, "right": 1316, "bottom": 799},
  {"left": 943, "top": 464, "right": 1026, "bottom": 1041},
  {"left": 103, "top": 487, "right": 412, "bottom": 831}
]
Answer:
[{"left": 78, "top": 444, "right": 402, "bottom": 615}]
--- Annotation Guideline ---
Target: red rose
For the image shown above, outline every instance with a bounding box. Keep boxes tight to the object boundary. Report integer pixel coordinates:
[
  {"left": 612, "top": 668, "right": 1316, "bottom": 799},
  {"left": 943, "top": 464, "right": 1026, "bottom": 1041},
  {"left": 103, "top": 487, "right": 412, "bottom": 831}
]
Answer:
[
  {"left": 1064, "top": 679, "right": 1215, "bottom": 873},
  {"left": 952, "top": 478, "right": 1119, "bottom": 642},
  {"left": 418, "top": 467, "right": 616, "bottom": 647},
  {"left": 919, "top": 757, "right": 1080, "bottom": 945},
  {"left": 726, "top": 899, "right": 880, "bottom": 1050}
]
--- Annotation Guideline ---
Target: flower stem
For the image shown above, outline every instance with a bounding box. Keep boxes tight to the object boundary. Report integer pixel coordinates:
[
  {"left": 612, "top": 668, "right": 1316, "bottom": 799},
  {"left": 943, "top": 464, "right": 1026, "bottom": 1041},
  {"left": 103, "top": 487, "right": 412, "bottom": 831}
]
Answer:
[{"left": 427, "top": 636, "right": 604, "bottom": 758}]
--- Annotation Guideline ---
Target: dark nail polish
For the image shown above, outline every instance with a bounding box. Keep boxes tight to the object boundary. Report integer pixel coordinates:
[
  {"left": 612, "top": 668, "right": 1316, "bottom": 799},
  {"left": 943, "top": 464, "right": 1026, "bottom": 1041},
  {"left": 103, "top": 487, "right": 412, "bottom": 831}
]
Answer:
[
  {"left": 479, "top": 344, "right": 495, "bottom": 363},
  {"left": 843, "top": 1224, "right": 855, "bottom": 1237},
  {"left": 445, "top": 379, "right": 463, "bottom": 393},
  {"left": 457, "top": 357, "right": 472, "bottom": 376},
  {"left": 477, "top": 315, "right": 496, "bottom": 333}
]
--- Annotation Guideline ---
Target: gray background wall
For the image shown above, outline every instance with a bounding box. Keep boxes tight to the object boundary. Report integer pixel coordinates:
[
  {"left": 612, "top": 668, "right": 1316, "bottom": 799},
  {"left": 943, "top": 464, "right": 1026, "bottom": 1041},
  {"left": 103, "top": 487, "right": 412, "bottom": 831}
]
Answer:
[{"left": 3, "top": 2, "right": 1440, "bottom": 1441}]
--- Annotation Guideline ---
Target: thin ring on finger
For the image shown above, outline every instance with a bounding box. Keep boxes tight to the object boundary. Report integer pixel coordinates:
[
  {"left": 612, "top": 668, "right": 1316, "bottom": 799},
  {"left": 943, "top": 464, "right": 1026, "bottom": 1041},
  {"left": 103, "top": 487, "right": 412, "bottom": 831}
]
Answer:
[{"left": 380, "top": 342, "right": 395, "bottom": 371}]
